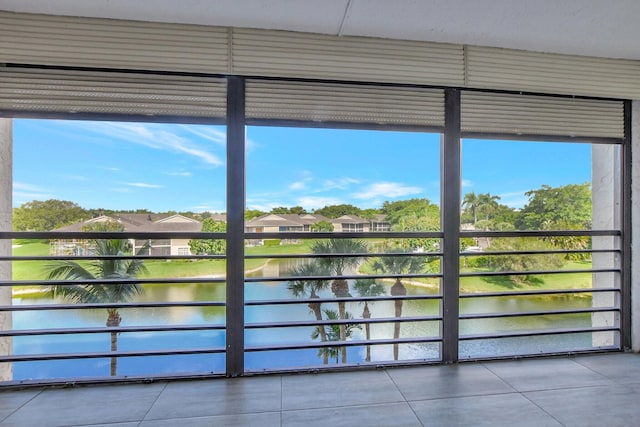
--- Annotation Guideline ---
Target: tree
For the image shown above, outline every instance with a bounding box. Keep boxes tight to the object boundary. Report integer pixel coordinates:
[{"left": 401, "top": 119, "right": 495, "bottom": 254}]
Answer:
[
  {"left": 312, "top": 238, "right": 368, "bottom": 363},
  {"left": 477, "top": 193, "right": 501, "bottom": 222},
  {"left": 382, "top": 198, "right": 440, "bottom": 250},
  {"left": 516, "top": 183, "right": 592, "bottom": 230},
  {"left": 311, "top": 309, "right": 361, "bottom": 364},
  {"left": 288, "top": 261, "right": 331, "bottom": 364},
  {"left": 313, "top": 204, "right": 362, "bottom": 219},
  {"left": 45, "top": 239, "right": 147, "bottom": 376},
  {"left": 245, "top": 209, "right": 266, "bottom": 220},
  {"left": 188, "top": 218, "right": 227, "bottom": 255},
  {"left": 13, "top": 199, "right": 87, "bottom": 231},
  {"left": 462, "top": 192, "right": 480, "bottom": 224},
  {"left": 372, "top": 251, "right": 426, "bottom": 360},
  {"left": 270, "top": 206, "right": 307, "bottom": 214},
  {"left": 353, "top": 279, "right": 385, "bottom": 362},
  {"left": 310, "top": 220, "right": 334, "bottom": 232},
  {"left": 489, "top": 237, "right": 565, "bottom": 286}
]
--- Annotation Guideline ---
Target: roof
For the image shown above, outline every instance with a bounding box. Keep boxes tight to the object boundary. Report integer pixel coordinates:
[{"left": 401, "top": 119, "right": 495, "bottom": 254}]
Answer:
[
  {"left": 53, "top": 213, "right": 203, "bottom": 233},
  {"left": 246, "top": 213, "right": 330, "bottom": 228}
]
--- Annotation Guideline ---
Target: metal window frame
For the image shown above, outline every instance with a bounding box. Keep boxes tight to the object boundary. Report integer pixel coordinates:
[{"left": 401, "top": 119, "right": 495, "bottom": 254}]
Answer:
[{"left": 0, "top": 71, "right": 631, "bottom": 386}]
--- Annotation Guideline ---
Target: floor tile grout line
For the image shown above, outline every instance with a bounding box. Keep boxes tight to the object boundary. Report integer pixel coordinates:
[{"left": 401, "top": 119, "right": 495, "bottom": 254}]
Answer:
[
  {"left": 480, "top": 361, "right": 523, "bottom": 393},
  {"left": 0, "top": 387, "right": 45, "bottom": 424},
  {"left": 383, "top": 369, "right": 425, "bottom": 427},
  {"left": 518, "top": 390, "right": 567, "bottom": 426},
  {"left": 139, "top": 381, "right": 169, "bottom": 422},
  {"left": 135, "top": 410, "right": 283, "bottom": 425}
]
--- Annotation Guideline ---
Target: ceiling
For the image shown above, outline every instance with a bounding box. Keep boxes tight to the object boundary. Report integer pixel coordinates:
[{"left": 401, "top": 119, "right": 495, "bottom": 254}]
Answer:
[{"left": 1, "top": 0, "right": 639, "bottom": 60}]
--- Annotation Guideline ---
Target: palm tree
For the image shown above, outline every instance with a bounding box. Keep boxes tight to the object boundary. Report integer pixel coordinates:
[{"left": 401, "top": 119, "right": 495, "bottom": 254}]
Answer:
[
  {"left": 45, "top": 239, "right": 147, "bottom": 376},
  {"left": 372, "top": 250, "right": 426, "bottom": 360},
  {"left": 477, "top": 193, "right": 501, "bottom": 222},
  {"left": 311, "top": 308, "right": 361, "bottom": 364},
  {"left": 312, "top": 238, "right": 368, "bottom": 363},
  {"left": 288, "top": 260, "right": 331, "bottom": 364},
  {"left": 462, "top": 192, "right": 480, "bottom": 225},
  {"left": 353, "top": 279, "right": 385, "bottom": 362}
]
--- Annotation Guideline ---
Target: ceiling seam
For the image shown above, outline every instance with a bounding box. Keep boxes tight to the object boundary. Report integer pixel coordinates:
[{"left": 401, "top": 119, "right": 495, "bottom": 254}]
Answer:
[{"left": 337, "top": 0, "right": 353, "bottom": 37}]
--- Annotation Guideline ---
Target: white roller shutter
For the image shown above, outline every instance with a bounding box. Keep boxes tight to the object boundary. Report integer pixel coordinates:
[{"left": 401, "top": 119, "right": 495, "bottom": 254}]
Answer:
[
  {"left": 466, "top": 46, "right": 640, "bottom": 100},
  {"left": 0, "top": 68, "right": 227, "bottom": 118},
  {"left": 246, "top": 80, "right": 444, "bottom": 127},
  {"left": 233, "top": 28, "right": 464, "bottom": 87},
  {"left": 0, "top": 12, "right": 229, "bottom": 74},
  {"left": 461, "top": 91, "right": 624, "bottom": 139}
]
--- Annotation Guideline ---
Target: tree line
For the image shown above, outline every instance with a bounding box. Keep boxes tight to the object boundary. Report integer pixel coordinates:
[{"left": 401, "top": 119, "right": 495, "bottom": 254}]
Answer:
[{"left": 12, "top": 182, "right": 592, "bottom": 233}]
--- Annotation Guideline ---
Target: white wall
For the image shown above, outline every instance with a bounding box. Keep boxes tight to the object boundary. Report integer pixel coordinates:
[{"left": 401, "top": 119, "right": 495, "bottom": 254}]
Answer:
[
  {"left": 632, "top": 101, "right": 640, "bottom": 351},
  {"left": 0, "top": 118, "right": 12, "bottom": 380}
]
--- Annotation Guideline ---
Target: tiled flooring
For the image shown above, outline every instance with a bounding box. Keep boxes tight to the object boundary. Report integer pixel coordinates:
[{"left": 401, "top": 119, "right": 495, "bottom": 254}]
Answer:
[{"left": 2, "top": 352, "right": 640, "bottom": 426}]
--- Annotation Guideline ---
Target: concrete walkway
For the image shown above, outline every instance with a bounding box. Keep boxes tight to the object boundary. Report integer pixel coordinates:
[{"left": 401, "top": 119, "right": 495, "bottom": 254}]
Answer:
[{"left": 2, "top": 352, "right": 640, "bottom": 426}]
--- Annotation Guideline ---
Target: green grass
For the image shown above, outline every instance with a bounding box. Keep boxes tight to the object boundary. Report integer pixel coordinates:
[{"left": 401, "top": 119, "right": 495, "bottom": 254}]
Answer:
[{"left": 10, "top": 241, "right": 595, "bottom": 297}]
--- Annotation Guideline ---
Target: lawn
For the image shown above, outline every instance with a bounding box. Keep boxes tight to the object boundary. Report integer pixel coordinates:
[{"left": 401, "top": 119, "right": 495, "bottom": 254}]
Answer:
[{"left": 10, "top": 241, "right": 595, "bottom": 296}]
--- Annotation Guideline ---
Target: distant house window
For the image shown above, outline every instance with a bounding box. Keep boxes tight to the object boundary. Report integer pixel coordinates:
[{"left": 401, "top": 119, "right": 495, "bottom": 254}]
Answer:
[
  {"left": 372, "top": 222, "right": 390, "bottom": 232},
  {"left": 343, "top": 223, "right": 364, "bottom": 232}
]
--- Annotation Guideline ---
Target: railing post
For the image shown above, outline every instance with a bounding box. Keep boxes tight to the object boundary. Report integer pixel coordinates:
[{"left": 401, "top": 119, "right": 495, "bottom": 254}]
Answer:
[
  {"left": 226, "top": 76, "right": 246, "bottom": 376},
  {"left": 442, "top": 88, "right": 461, "bottom": 363}
]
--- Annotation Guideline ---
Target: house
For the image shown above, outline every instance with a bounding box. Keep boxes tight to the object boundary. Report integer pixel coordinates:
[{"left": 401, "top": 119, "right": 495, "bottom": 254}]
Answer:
[{"left": 51, "top": 213, "right": 202, "bottom": 256}]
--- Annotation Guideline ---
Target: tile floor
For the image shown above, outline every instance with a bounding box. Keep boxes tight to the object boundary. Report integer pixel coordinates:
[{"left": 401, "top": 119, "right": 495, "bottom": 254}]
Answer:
[{"left": 2, "top": 352, "right": 640, "bottom": 426}]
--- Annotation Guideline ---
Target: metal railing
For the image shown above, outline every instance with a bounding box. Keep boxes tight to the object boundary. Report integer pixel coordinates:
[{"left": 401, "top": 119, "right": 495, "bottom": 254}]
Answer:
[{"left": 0, "top": 228, "right": 625, "bottom": 385}]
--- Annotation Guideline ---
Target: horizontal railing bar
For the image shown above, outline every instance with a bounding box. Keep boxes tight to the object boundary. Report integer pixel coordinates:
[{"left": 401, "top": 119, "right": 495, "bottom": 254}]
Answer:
[
  {"left": 1, "top": 231, "right": 227, "bottom": 239},
  {"left": 0, "top": 301, "right": 225, "bottom": 311},
  {"left": 0, "top": 347, "right": 227, "bottom": 363},
  {"left": 460, "top": 268, "right": 618, "bottom": 278},
  {"left": 246, "top": 315, "right": 442, "bottom": 329},
  {"left": 459, "top": 326, "right": 619, "bottom": 341},
  {"left": 3, "top": 248, "right": 615, "bottom": 262},
  {"left": 460, "top": 249, "right": 619, "bottom": 257},
  {"left": 0, "top": 277, "right": 227, "bottom": 287},
  {"left": 245, "top": 336, "right": 442, "bottom": 353},
  {"left": 245, "top": 294, "right": 442, "bottom": 306},
  {"left": 0, "top": 231, "right": 445, "bottom": 240},
  {"left": 0, "top": 323, "right": 227, "bottom": 337},
  {"left": 461, "top": 229, "right": 619, "bottom": 238},
  {"left": 2, "top": 254, "right": 227, "bottom": 261},
  {"left": 460, "top": 306, "right": 619, "bottom": 320},
  {"left": 245, "top": 273, "right": 442, "bottom": 283},
  {"left": 460, "top": 287, "right": 619, "bottom": 298},
  {"left": 245, "top": 231, "right": 443, "bottom": 239},
  {"left": 244, "top": 251, "right": 443, "bottom": 259}
]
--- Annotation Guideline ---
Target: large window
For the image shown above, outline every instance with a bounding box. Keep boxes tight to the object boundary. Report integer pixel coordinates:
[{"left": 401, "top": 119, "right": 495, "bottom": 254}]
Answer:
[
  {"left": 244, "top": 126, "right": 442, "bottom": 370},
  {"left": 8, "top": 119, "right": 227, "bottom": 381},
  {"left": 459, "top": 139, "right": 622, "bottom": 358},
  {"left": 0, "top": 76, "right": 628, "bottom": 384}
]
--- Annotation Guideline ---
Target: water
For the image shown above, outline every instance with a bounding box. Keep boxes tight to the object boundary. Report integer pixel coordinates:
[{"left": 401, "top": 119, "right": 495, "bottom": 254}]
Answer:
[{"left": 8, "top": 269, "right": 604, "bottom": 381}]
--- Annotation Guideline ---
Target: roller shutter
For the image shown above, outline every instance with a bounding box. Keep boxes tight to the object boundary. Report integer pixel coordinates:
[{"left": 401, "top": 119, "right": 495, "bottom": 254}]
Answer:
[{"left": 246, "top": 80, "right": 445, "bottom": 127}]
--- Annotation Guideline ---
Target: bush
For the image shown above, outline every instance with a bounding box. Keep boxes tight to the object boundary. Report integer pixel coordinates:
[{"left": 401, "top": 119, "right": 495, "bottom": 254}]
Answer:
[{"left": 264, "top": 239, "right": 281, "bottom": 247}]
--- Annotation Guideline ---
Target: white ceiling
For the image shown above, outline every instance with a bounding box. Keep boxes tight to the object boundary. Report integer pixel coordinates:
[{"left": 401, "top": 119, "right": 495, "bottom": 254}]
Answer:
[{"left": 1, "top": 0, "right": 639, "bottom": 60}]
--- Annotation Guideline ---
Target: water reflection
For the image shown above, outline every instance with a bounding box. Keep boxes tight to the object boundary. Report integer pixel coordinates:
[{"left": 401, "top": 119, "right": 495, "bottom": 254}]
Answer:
[{"left": 11, "top": 258, "right": 602, "bottom": 379}]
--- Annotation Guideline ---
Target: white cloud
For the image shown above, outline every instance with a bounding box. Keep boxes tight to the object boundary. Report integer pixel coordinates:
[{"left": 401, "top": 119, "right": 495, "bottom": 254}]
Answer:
[
  {"left": 104, "top": 167, "right": 120, "bottom": 172},
  {"left": 127, "top": 182, "right": 163, "bottom": 189},
  {"left": 462, "top": 179, "right": 473, "bottom": 188},
  {"left": 322, "top": 177, "right": 360, "bottom": 191},
  {"left": 179, "top": 125, "right": 226, "bottom": 146},
  {"left": 289, "top": 181, "right": 306, "bottom": 190},
  {"left": 167, "top": 172, "right": 193, "bottom": 177},
  {"left": 13, "top": 182, "right": 45, "bottom": 192},
  {"left": 61, "top": 121, "right": 224, "bottom": 166},
  {"left": 353, "top": 182, "right": 422, "bottom": 200}
]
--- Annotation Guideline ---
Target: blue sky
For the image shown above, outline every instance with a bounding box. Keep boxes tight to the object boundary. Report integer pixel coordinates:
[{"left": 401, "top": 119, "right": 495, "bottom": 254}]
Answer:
[{"left": 13, "top": 119, "right": 592, "bottom": 212}]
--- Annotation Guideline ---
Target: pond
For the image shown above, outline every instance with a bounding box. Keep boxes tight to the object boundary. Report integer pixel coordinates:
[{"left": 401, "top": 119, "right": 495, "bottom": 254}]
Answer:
[{"left": 8, "top": 263, "right": 603, "bottom": 381}]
